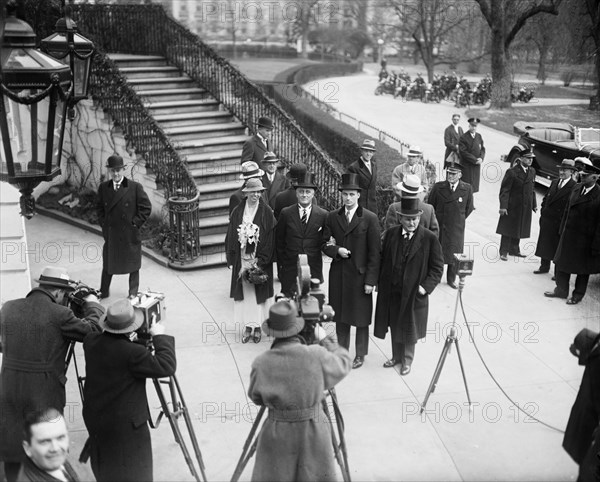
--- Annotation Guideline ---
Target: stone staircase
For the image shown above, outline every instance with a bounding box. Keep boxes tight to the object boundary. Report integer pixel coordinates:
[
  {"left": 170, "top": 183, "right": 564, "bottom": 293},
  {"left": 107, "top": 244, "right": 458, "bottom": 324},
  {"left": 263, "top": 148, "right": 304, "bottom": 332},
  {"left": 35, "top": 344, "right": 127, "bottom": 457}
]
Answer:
[{"left": 111, "top": 53, "right": 246, "bottom": 268}]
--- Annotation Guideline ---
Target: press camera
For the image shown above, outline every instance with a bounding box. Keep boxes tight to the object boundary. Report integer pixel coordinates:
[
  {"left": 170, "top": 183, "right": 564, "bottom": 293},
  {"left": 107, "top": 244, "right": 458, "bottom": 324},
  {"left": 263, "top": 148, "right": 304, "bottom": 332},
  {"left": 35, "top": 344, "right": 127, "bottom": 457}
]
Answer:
[
  {"left": 453, "top": 253, "right": 474, "bottom": 277},
  {"left": 130, "top": 290, "right": 166, "bottom": 343},
  {"left": 64, "top": 282, "right": 102, "bottom": 317}
]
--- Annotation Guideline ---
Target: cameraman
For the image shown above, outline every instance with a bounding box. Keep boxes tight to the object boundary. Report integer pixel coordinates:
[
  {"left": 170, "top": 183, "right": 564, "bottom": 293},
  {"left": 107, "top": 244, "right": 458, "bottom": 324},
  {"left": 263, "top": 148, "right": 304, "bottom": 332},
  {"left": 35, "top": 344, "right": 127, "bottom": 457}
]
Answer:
[
  {"left": 248, "top": 300, "right": 352, "bottom": 481},
  {"left": 0, "top": 266, "right": 103, "bottom": 482},
  {"left": 82, "top": 299, "right": 176, "bottom": 482}
]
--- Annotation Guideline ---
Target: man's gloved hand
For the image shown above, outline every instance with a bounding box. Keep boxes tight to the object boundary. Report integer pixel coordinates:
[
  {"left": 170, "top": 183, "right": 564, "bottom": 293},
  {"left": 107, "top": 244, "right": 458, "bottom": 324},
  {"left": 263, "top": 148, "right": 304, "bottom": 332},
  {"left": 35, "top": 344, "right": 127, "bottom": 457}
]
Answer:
[
  {"left": 83, "top": 294, "right": 100, "bottom": 303},
  {"left": 149, "top": 321, "right": 166, "bottom": 337}
]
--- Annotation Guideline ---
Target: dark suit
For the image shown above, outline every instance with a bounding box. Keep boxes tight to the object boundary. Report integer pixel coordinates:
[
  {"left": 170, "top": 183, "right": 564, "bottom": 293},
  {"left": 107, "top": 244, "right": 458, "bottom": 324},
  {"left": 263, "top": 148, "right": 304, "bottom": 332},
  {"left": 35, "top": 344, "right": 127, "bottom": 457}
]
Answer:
[
  {"left": 458, "top": 131, "right": 485, "bottom": 193},
  {"left": 443, "top": 124, "right": 463, "bottom": 166},
  {"left": 346, "top": 158, "right": 378, "bottom": 213},
  {"left": 262, "top": 171, "right": 290, "bottom": 209},
  {"left": 276, "top": 204, "right": 328, "bottom": 296},
  {"left": 83, "top": 332, "right": 176, "bottom": 482},
  {"left": 241, "top": 134, "right": 269, "bottom": 169}
]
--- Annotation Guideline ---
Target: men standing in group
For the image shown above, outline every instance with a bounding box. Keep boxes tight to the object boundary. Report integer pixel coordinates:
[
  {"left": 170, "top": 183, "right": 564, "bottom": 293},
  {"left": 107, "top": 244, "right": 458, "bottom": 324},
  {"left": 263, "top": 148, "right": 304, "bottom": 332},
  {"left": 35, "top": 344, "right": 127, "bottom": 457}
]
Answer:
[
  {"left": 229, "top": 161, "right": 264, "bottom": 215},
  {"left": 496, "top": 151, "right": 537, "bottom": 261},
  {"left": 276, "top": 173, "right": 328, "bottom": 297},
  {"left": 346, "top": 139, "right": 378, "bottom": 213},
  {"left": 374, "top": 197, "right": 444, "bottom": 375},
  {"left": 458, "top": 118, "right": 485, "bottom": 193},
  {"left": 322, "top": 174, "right": 381, "bottom": 369},
  {"left": 443, "top": 113, "right": 463, "bottom": 168},
  {"left": 534, "top": 158, "right": 577, "bottom": 274},
  {"left": 545, "top": 161, "right": 600, "bottom": 304},
  {"left": 97, "top": 154, "right": 152, "bottom": 299},
  {"left": 241, "top": 116, "right": 274, "bottom": 169},
  {"left": 273, "top": 163, "right": 309, "bottom": 219},
  {"left": 391, "top": 146, "right": 429, "bottom": 192},
  {"left": 427, "top": 165, "right": 474, "bottom": 288},
  {"left": 262, "top": 152, "right": 289, "bottom": 209}
]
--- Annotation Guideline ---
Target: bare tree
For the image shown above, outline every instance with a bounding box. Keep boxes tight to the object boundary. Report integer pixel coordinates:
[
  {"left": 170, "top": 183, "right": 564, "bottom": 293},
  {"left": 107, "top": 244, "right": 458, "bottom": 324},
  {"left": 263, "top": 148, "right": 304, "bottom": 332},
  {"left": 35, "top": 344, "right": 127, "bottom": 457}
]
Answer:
[{"left": 585, "top": 0, "right": 600, "bottom": 103}]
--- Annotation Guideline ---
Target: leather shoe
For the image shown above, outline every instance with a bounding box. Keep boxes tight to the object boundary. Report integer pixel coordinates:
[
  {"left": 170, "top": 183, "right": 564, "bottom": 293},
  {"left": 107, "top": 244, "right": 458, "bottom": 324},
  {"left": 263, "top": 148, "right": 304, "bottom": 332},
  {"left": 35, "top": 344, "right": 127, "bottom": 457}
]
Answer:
[
  {"left": 252, "top": 327, "right": 262, "bottom": 343},
  {"left": 352, "top": 356, "right": 364, "bottom": 369},
  {"left": 447, "top": 280, "right": 458, "bottom": 289},
  {"left": 241, "top": 326, "right": 252, "bottom": 344},
  {"left": 566, "top": 297, "right": 582, "bottom": 305},
  {"left": 533, "top": 269, "right": 549, "bottom": 274},
  {"left": 544, "top": 290, "right": 567, "bottom": 299},
  {"left": 400, "top": 365, "right": 411, "bottom": 376},
  {"left": 383, "top": 358, "right": 401, "bottom": 368},
  {"left": 511, "top": 252, "right": 526, "bottom": 258},
  {"left": 500, "top": 253, "right": 508, "bottom": 261}
]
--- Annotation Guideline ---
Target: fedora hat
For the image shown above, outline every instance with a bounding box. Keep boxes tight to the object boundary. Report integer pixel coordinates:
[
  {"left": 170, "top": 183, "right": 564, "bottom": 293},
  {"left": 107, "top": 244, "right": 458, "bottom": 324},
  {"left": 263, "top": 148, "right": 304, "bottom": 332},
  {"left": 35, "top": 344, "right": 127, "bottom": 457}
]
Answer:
[
  {"left": 257, "top": 116, "right": 274, "bottom": 130},
  {"left": 556, "top": 158, "right": 577, "bottom": 171},
  {"left": 286, "top": 163, "right": 308, "bottom": 183},
  {"left": 242, "top": 178, "right": 266, "bottom": 192},
  {"left": 360, "top": 139, "right": 376, "bottom": 151},
  {"left": 399, "top": 174, "right": 424, "bottom": 196},
  {"left": 397, "top": 197, "right": 423, "bottom": 218},
  {"left": 262, "top": 152, "right": 279, "bottom": 163},
  {"left": 294, "top": 172, "right": 318, "bottom": 190},
  {"left": 35, "top": 266, "right": 75, "bottom": 290},
  {"left": 338, "top": 173, "right": 361, "bottom": 191},
  {"left": 101, "top": 299, "right": 144, "bottom": 334},
  {"left": 240, "top": 161, "right": 264, "bottom": 180},
  {"left": 261, "top": 300, "right": 305, "bottom": 338},
  {"left": 106, "top": 155, "right": 125, "bottom": 169},
  {"left": 407, "top": 146, "right": 422, "bottom": 157}
]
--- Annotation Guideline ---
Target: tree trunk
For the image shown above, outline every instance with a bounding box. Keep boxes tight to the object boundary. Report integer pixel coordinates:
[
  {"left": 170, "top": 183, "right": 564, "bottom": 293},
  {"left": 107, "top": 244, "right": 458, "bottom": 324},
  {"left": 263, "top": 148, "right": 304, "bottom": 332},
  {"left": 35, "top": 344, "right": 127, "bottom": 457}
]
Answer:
[
  {"left": 489, "top": 1, "right": 512, "bottom": 108},
  {"left": 537, "top": 45, "right": 548, "bottom": 84}
]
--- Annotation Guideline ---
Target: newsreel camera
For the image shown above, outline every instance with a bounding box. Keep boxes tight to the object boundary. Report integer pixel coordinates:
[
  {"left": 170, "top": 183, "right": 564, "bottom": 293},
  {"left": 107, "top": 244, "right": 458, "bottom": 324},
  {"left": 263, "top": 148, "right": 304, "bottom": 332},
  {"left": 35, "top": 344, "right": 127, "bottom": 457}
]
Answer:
[
  {"left": 64, "top": 282, "right": 102, "bottom": 317},
  {"left": 453, "top": 253, "right": 474, "bottom": 278},
  {"left": 129, "top": 290, "right": 166, "bottom": 345}
]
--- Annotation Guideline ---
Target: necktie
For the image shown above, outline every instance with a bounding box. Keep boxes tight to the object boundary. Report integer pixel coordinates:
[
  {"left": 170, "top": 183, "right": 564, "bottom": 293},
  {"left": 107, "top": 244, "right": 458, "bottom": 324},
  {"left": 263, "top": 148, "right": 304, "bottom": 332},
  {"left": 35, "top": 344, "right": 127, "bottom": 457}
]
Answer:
[
  {"left": 114, "top": 183, "right": 120, "bottom": 191},
  {"left": 346, "top": 210, "right": 352, "bottom": 224},
  {"left": 559, "top": 180, "right": 564, "bottom": 189},
  {"left": 451, "top": 183, "right": 456, "bottom": 192},
  {"left": 582, "top": 187, "right": 587, "bottom": 196},
  {"left": 301, "top": 208, "right": 307, "bottom": 225},
  {"left": 365, "top": 162, "right": 371, "bottom": 173}
]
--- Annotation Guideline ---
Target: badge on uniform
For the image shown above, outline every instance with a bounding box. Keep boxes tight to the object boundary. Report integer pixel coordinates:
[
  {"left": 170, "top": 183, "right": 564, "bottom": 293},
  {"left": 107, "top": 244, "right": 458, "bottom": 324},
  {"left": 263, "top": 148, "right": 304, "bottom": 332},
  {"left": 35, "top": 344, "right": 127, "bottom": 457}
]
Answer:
[{"left": 458, "top": 197, "right": 463, "bottom": 203}]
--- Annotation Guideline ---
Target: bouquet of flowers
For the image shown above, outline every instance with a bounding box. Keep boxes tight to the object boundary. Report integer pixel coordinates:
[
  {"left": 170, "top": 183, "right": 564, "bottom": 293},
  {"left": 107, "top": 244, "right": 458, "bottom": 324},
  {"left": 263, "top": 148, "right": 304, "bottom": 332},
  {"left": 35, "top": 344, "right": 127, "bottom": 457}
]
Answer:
[
  {"left": 238, "top": 222, "right": 260, "bottom": 255},
  {"left": 243, "top": 264, "right": 269, "bottom": 285}
]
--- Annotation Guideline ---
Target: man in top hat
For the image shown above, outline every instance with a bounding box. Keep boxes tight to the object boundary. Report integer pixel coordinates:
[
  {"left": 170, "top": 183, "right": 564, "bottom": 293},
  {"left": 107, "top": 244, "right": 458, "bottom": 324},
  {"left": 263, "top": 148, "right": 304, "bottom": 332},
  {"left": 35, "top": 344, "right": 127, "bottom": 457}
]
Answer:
[
  {"left": 0, "top": 267, "right": 103, "bottom": 482},
  {"left": 374, "top": 197, "right": 444, "bottom": 375},
  {"left": 391, "top": 145, "right": 429, "bottom": 193},
  {"left": 496, "top": 150, "right": 537, "bottom": 261},
  {"left": 273, "top": 163, "right": 311, "bottom": 219},
  {"left": 229, "top": 161, "right": 265, "bottom": 216},
  {"left": 262, "top": 151, "right": 290, "bottom": 210},
  {"left": 458, "top": 118, "right": 485, "bottom": 193},
  {"left": 241, "top": 116, "right": 274, "bottom": 170},
  {"left": 427, "top": 165, "right": 474, "bottom": 287},
  {"left": 97, "top": 154, "right": 152, "bottom": 299},
  {"left": 322, "top": 173, "right": 381, "bottom": 369},
  {"left": 545, "top": 161, "right": 600, "bottom": 304},
  {"left": 533, "top": 158, "right": 578, "bottom": 274},
  {"left": 248, "top": 300, "right": 351, "bottom": 481},
  {"left": 276, "top": 172, "right": 328, "bottom": 297},
  {"left": 346, "top": 139, "right": 379, "bottom": 213},
  {"left": 83, "top": 299, "right": 176, "bottom": 482},
  {"left": 385, "top": 174, "right": 439, "bottom": 236},
  {"left": 443, "top": 113, "right": 464, "bottom": 169}
]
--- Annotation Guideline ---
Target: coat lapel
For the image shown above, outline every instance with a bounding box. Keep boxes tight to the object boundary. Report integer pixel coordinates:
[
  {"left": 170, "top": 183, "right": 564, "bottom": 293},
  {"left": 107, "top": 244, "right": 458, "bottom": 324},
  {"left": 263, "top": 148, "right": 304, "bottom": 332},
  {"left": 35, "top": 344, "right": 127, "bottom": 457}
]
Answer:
[
  {"left": 548, "top": 179, "right": 575, "bottom": 206},
  {"left": 106, "top": 178, "right": 129, "bottom": 213},
  {"left": 345, "top": 206, "right": 363, "bottom": 235},
  {"left": 405, "top": 225, "right": 424, "bottom": 262}
]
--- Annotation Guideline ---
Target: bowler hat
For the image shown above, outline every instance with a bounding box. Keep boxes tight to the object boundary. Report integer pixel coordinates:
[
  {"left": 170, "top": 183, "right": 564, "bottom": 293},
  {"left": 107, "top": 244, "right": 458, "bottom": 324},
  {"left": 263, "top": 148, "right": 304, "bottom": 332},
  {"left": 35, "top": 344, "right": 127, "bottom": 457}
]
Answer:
[
  {"left": 556, "top": 159, "right": 576, "bottom": 171},
  {"left": 338, "top": 173, "right": 361, "bottom": 191},
  {"left": 242, "top": 178, "right": 266, "bottom": 192},
  {"left": 360, "top": 139, "right": 376, "bottom": 151},
  {"left": 35, "top": 266, "right": 75, "bottom": 290},
  {"left": 407, "top": 146, "right": 422, "bottom": 157},
  {"left": 240, "top": 161, "right": 264, "bottom": 180},
  {"left": 262, "top": 152, "right": 279, "bottom": 163},
  {"left": 261, "top": 300, "right": 305, "bottom": 338},
  {"left": 106, "top": 155, "right": 125, "bottom": 169},
  {"left": 467, "top": 118, "right": 480, "bottom": 125},
  {"left": 286, "top": 163, "right": 308, "bottom": 182},
  {"left": 396, "top": 197, "right": 423, "bottom": 217},
  {"left": 399, "top": 174, "right": 424, "bottom": 196},
  {"left": 101, "top": 299, "right": 144, "bottom": 334},
  {"left": 257, "top": 116, "right": 274, "bottom": 130}
]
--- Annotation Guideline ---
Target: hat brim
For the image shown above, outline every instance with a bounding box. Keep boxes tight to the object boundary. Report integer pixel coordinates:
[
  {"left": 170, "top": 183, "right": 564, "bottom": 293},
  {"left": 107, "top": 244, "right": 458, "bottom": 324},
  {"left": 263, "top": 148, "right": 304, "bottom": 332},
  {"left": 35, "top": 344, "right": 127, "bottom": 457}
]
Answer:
[
  {"left": 261, "top": 316, "right": 305, "bottom": 338},
  {"left": 338, "top": 185, "right": 361, "bottom": 192},
  {"left": 396, "top": 209, "right": 423, "bottom": 218},
  {"left": 360, "top": 146, "right": 376, "bottom": 152},
  {"left": 240, "top": 169, "right": 264, "bottom": 179},
  {"left": 101, "top": 308, "right": 145, "bottom": 334},
  {"left": 400, "top": 185, "right": 424, "bottom": 194},
  {"left": 243, "top": 187, "right": 266, "bottom": 192},
  {"left": 35, "top": 279, "right": 76, "bottom": 291},
  {"left": 556, "top": 164, "right": 577, "bottom": 170},
  {"left": 294, "top": 184, "right": 318, "bottom": 190}
]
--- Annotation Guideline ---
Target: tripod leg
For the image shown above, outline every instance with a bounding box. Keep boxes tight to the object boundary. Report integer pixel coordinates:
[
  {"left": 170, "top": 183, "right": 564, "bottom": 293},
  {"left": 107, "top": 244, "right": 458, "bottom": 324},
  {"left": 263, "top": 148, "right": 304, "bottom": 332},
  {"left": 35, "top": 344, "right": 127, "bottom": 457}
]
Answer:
[
  {"left": 327, "top": 389, "right": 351, "bottom": 482},
  {"left": 453, "top": 339, "right": 472, "bottom": 407},
  {"left": 231, "top": 406, "right": 266, "bottom": 482},
  {"left": 421, "top": 337, "right": 452, "bottom": 413}
]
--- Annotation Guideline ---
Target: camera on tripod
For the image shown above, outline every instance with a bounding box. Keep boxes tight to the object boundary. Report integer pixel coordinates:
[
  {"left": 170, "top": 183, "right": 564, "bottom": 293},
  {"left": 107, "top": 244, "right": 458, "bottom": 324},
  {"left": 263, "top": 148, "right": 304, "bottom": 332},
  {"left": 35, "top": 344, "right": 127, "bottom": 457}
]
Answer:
[
  {"left": 64, "top": 282, "right": 102, "bottom": 317},
  {"left": 130, "top": 290, "right": 166, "bottom": 343},
  {"left": 453, "top": 253, "right": 474, "bottom": 277}
]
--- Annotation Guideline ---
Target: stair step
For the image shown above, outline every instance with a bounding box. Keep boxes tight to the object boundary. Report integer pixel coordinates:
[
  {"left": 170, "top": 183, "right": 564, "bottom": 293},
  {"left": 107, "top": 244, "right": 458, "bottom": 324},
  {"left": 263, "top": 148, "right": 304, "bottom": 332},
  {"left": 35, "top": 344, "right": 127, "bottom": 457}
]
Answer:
[
  {"left": 190, "top": 158, "right": 240, "bottom": 176},
  {"left": 164, "top": 122, "right": 246, "bottom": 141},
  {"left": 185, "top": 149, "right": 242, "bottom": 163},
  {"left": 138, "top": 88, "right": 210, "bottom": 102},
  {"left": 120, "top": 66, "right": 182, "bottom": 79},
  {"left": 154, "top": 111, "right": 234, "bottom": 128},
  {"left": 198, "top": 213, "right": 230, "bottom": 235},
  {"left": 199, "top": 197, "right": 230, "bottom": 213},
  {"left": 130, "top": 78, "right": 197, "bottom": 91},
  {"left": 110, "top": 54, "right": 168, "bottom": 68},
  {"left": 196, "top": 179, "right": 242, "bottom": 200},
  {"left": 146, "top": 99, "right": 220, "bottom": 115},
  {"left": 175, "top": 135, "right": 247, "bottom": 156}
]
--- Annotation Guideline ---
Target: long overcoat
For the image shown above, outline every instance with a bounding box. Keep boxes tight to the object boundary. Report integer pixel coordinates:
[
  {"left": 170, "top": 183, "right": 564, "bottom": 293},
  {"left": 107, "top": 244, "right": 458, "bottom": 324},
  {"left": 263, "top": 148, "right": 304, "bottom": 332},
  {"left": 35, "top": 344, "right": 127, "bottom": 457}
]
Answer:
[
  {"left": 496, "top": 164, "right": 537, "bottom": 239},
  {"left": 535, "top": 178, "right": 576, "bottom": 260},
  {"left": 458, "top": 132, "right": 485, "bottom": 193},
  {"left": 427, "top": 180, "right": 474, "bottom": 263},
  {"left": 262, "top": 170, "right": 290, "bottom": 209},
  {"left": 322, "top": 206, "right": 381, "bottom": 327},
  {"left": 385, "top": 200, "right": 439, "bottom": 236},
  {"left": 444, "top": 124, "right": 464, "bottom": 162},
  {"left": 97, "top": 177, "right": 151, "bottom": 275},
  {"left": 0, "top": 288, "right": 103, "bottom": 461},
  {"left": 240, "top": 134, "right": 268, "bottom": 168},
  {"left": 346, "top": 158, "right": 378, "bottom": 213},
  {"left": 225, "top": 199, "right": 275, "bottom": 303},
  {"left": 249, "top": 336, "right": 351, "bottom": 482},
  {"left": 554, "top": 184, "right": 600, "bottom": 274},
  {"left": 374, "top": 225, "right": 444, "bottom": 344}
]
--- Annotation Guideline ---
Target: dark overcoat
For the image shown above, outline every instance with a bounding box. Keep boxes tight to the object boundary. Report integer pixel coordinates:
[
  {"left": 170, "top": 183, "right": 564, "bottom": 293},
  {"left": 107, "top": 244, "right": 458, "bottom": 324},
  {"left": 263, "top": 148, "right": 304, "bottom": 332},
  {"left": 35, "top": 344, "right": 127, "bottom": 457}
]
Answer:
[
  {"left": 262, "top": 171, "right": 290, "bottom": 209},
  {"left": 496, "top": 164, "right": 537, "bottom": 239},
  {"left": 273, "top": 188, "right": 317, "bottom": 220},
  {"left": 444, "top": 124, "right": 464, "bottom": 163},
  {"left": 346, "top": 158, "right": 378, "bottom": 213},
  {"left": 322, "top": 206, "right": 381, "bottom": 327},
  {"left": 535, "top": 178, "right": 576, "bottom": 260},
  {"left": 385, "top": 200, "right": 439, "bottom": 236},
  {"left": 225, "top": 199, "right": 275, "bottom": 303},
  {"left": 427, "top": 180, "right": 474, "bottom": 263},
  {"left": 554, "top": 184, "right": 600, "bottom": 274},
  {"left": 83, "top": 332, "right": 176, "bottom": 482},
  {"left": 374, "top": 225, "right": 444, "bottom": 344},
  {"left": 240, "top": 134, "right": 268, "bottom": 169},
  {"left": 229, "top": 187, "right": 267, "bottom": 216},
  {"left": 458, "top": 132, "right": 485, "bottom": 193},
  {"left": 249, "top": 336, "right": 351, "bottom": 482},
  {"left": 0, "top": 288, "right": 103, "bottom": 461},
  {"left": 97, "top": 177, "right": 151, "bottom": 275},
  {"left": 17, "top": 456, "right": 80, "bottom": 482}
]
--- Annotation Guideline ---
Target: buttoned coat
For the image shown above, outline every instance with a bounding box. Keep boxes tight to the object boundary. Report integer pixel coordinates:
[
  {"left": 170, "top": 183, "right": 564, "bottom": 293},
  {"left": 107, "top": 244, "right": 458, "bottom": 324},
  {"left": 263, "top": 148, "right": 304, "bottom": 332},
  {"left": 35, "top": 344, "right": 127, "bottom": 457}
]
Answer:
[
  {"left": 385, "top": 200, "right": 439, "bottom": 236},
  {"left": 496, "top": 163, "right": 537, "bottom": 239},
  {"left": 444, "top": 124, "right": 464, "bottom": 162},
  {"left": 374, "top": 225, "right": 444, "bottom": 344},
  {"left": 241, "top": 134, "right": 269, "bottom": 169},
  {"left": 0, "top": 288, "right": 103, "bottom": 461},
  {"left": 346, "top": 158, "right": 378, "bottom": 213},
  {"left": 391, "top": 162, "right": 429, "bottom": 192},
  {"left": 262, "top": 171, "right": 290, "bottom": 209},
  {"left": 535, "top": 178, "right": 576, "bottom": 260},
  {"left": 97, "top": 177, "right": 151, "bottom": 275},
  {"left": 554, "top": 184, "right": 600, "bottom": 274},
  {"left": 458, "top": 131, "right": 485, "bottom": 193},
  {"left": 322, "top": 206, "right": 381, "bottom": 327},
  {"left": 427, "top": 180, "right": 474, "bottom": 263}
]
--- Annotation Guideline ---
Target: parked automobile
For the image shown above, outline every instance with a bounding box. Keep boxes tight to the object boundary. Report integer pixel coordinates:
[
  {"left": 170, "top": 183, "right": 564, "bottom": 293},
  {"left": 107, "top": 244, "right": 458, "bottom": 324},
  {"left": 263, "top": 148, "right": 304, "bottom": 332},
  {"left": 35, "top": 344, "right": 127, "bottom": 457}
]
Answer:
[{"left": 504, "top": 121, "right": 600, "bottom": 186}]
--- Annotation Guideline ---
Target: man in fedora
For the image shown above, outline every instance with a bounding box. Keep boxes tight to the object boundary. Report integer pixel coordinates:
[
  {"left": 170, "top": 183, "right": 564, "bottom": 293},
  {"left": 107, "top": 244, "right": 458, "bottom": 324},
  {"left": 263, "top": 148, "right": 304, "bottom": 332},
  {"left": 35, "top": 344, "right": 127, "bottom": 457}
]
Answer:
[
  {"left": 391, "top": 145, "right": 429, "bottom": 193},
  {"left": 534, "top": 158, "right": 577, "bottom": 274},
  {"left": 374, "top": 197, "right": 444, "bottom": 375},
  {"left": 385, "top": 174, "right": 439, "bottom": 236},
  {"left": 496, "top": 150, "right": 537, "bottom": 261},
  {"left": 428, "top": 165, "right": 474, "bottom": 287},
  {"left": 443, "top": 113, "right": 464, "bottom": 169},
  {"left": 229, "top": 161, "right": 265, "bottom": 215},
  {"left": 241, "top": 116, "right": 274, "bottom": 170},
  {"left": 322, "top": 173, "right": 381, "bottom": 369},
  {"left": 0, "top": 267, "right": 103, "bottom": 482},
  {"left": 97, "top": 154, "right": 152, "bottom": 300},
  {"left": 273, "top": 163, "right": 311, "bottom": 219},
  {"left": 458, "top": 118, "right": 485, "bottom": 193},
  {"left": 261, "top": 151, "right": 290, "bottom": 209},
  {"left": 276, "top": 172, "right": 328, "bottom": 297},
  {"left": 248, "top": 300, "right": 351, "bottom": 481},
  {"left": 346, "top": 139, "right": 378, "bottom": 213},
  {"left": 545, "top": 161, "right": 600, "bottom": 304},
  {"left": 83, "top": 299, "right": 176, "bottom": 481}
]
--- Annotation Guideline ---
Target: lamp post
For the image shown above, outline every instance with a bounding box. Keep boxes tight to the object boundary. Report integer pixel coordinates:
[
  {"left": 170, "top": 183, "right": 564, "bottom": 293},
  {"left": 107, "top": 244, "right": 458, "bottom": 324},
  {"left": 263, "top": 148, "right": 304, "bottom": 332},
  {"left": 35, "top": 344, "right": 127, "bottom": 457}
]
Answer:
[{"left": 377, "top": 38, "right": 384, "bottom": 63}]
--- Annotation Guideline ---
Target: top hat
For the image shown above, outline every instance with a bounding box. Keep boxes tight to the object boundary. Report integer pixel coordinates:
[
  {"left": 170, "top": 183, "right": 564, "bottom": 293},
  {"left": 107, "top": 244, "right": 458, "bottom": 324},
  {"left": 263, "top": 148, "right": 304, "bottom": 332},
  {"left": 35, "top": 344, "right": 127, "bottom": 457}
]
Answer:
[
  {"left": 286, "top": 163, "right": 308, "bottom": 182},
  {"left": 294, "top": 172, "right": 318, "bottom": 190},
  {"left": 262, "top": 152, "right": 279, "bottom": 163},
  {"left": 257, "top": 116, "right": 274, "bottom": 130},
  {"left": 106, "top": 155, "right": 125, "bottom": 169},
  {"left": 360, "top": 139, "right": 376, "bottom": 151},
  {"left": 35, "top": 266, "right": 75, "bottom": 290},
  {"left": 338, "top": 173, "right": 361, "bottom": 191},
  {"left": 399, "top": 174, "right": 424, "bottom": 196},
  {"left": 556, "top": 158, "right": 577, "bottom": 171},
  {"left": 407, "top": 146, "right": 422, "bottom": 157},
  {"left": 240, "top": 161, "right": 264, "bottom": 180},
  {"left": 396, "top": 197, "right": 423, "bottom": 217},
  {"left": 261, "top": 300, "right": 305, "bottom": 338},
  {"left": 467, "top": 117, "right": 481, "bottom": 125},
  {"left": 101, "top": 299, "right": 144, "bottom": 334},
  {"left": 242, "top": 178, "right": 266, "bottom": 192}
]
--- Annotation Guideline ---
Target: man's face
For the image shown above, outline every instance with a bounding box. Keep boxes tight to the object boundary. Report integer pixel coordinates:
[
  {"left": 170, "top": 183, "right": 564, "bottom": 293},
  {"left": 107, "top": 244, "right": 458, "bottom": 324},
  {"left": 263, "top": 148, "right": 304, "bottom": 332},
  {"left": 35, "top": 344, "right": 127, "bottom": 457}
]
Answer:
[
  {"left": 468, "top": 123, "right": 478, "bottom": 134},
  {"left": 341, "top": 190, "right": 360, "bottom": 209},
  {"left": 109, "top": 167, "right": 124, "bottom": 183},
  {"left": 582, "top": 172, "right": 599, "bottom": 187},
  {"left": 520, "top": 156, "right": 533, "bottom": 168},
  {"left": 399, "top": 214, "right": 420, "bottom": 232},
  {"left": 558, "top": 168, "right": 574, "bottom": 181},
  {"left": 258, "top": 127, "right": 272, "bottom": 139},
  {"left": 23, "top": 417, "right": 69, "bottom": 472},
  {"left": 446, "top": 170, "right": 462, "bottom": 184},
  {"left": 406, "top": 155, "right": 419, "bottom": 166},
  {"left": 452, "top": 115, "right": 460, "bottom": 125},
  {"left": 361, "top": 149, "right": 374, "bottom": 161},
  {"left": 296, "top": 187, "right": 315, "bottom": 208},
  {"left": 264, "top": 162, "right": 277, "bottom": 174}
]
